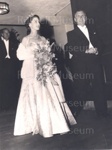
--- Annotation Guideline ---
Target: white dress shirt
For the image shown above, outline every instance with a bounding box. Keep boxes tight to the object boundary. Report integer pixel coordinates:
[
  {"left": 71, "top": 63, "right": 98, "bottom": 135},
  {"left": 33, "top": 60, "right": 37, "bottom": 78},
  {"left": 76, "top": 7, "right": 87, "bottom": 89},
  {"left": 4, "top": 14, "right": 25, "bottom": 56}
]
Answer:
[
  {"left": 2, "top": 37, "right": 10, "bottom": 58},
  {"left": 77, "top": 25, "right": 94, "bottom": 49}
]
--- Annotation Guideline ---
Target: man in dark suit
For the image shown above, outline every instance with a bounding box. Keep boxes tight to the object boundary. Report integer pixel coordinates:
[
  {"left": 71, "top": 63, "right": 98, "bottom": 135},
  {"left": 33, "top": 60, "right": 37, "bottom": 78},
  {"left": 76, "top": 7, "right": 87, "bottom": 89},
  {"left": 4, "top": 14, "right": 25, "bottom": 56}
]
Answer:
[
  {"left": 0, "top": 28, "right": 19, "bottom": 110},
  {"left": 65, "top": 10, "right": 108, "bottom": 118}
]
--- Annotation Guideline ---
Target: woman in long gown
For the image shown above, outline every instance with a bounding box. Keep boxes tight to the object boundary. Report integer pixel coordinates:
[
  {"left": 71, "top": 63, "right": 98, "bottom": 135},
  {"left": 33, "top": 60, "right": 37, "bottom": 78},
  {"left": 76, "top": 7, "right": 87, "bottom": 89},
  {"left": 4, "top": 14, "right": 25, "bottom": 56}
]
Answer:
[{"left": 14, "top": 14, "right": 76, "bottom": 138}]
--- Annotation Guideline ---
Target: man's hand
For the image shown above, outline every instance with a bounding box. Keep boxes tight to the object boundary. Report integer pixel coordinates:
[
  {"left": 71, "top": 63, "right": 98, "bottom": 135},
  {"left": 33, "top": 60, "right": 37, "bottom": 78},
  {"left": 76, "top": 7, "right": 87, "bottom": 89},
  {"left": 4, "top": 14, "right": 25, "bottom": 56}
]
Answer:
[{"left": 85, "top": 48, "right": 98, "bottom": 55}]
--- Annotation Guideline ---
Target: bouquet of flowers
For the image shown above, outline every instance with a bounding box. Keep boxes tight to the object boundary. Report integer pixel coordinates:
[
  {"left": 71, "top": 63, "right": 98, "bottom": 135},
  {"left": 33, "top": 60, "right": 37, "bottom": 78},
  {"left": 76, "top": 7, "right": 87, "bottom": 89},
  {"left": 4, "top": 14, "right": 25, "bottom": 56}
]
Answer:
[{"left": 34, "top": 38, "right": 57, "bottom": 85}]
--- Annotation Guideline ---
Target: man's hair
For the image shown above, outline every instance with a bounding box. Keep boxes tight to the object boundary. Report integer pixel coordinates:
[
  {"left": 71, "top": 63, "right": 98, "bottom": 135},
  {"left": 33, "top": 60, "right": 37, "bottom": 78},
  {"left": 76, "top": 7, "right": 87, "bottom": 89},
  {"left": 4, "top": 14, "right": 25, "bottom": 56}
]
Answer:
[
  {"left": 2, "top": 28, "right": 10, "bottom": 33},
  {"left": 74, "top": 10, "right": 86, "bottom": 18}
]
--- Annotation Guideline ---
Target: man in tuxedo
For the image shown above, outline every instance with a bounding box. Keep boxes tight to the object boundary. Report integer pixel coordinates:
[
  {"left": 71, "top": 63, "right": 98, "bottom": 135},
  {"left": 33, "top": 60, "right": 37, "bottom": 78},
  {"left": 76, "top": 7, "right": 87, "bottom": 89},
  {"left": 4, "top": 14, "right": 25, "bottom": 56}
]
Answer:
[
  {"left": 65, "top": 10, "right": 108, "bottom": 118},
  {"left": 0, "top": 28, "right": 19, "bottom": 110}
]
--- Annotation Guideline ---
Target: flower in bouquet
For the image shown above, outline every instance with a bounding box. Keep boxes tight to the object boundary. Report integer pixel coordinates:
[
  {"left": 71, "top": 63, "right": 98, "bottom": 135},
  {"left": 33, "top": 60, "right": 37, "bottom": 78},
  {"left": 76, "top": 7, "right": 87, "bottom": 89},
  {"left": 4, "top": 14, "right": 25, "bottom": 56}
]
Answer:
[{"left": 34, "top": 39, "right": 57, "bottom": 85}]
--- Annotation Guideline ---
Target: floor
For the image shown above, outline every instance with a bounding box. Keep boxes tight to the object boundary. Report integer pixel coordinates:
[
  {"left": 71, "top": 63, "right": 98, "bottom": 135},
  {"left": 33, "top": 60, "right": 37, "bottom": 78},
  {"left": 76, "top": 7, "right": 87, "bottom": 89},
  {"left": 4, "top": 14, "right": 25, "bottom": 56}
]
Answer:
[{"left": 0, "top": 108, "right": 112, "bottom": 150}]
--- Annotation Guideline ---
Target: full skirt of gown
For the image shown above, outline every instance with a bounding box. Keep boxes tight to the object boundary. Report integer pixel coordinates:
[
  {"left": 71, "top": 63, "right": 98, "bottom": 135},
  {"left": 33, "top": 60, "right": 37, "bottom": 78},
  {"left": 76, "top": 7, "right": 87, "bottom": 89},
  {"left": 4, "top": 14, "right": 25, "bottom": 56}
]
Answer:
[{"left": 14, "top": 73, "right": 76, "bottom": 138}]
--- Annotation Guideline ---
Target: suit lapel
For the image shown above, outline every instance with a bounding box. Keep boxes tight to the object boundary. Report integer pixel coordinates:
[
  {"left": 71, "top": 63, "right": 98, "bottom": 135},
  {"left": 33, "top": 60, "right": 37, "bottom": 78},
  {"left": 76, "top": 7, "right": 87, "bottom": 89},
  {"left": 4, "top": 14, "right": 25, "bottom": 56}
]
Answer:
[
  {"left": 9, "top": 40, "right": 11, "bottom": 56},
  {"left": 76, "top": 26, "right": 89, "bottom": 43},
  {"left": 86, "top": 25, "right": 96, "bottom": 42},
  {"left": 1, "top": 40, "right": 7, "bottom": 56}
]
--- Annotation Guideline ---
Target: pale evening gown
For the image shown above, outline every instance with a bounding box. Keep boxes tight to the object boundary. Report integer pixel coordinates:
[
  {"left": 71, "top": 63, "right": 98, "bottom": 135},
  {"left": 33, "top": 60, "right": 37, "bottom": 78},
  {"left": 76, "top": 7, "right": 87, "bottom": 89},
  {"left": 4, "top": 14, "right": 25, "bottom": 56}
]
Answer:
[{"left": 14, "top": 36, "right": 76, "bottom": 138}]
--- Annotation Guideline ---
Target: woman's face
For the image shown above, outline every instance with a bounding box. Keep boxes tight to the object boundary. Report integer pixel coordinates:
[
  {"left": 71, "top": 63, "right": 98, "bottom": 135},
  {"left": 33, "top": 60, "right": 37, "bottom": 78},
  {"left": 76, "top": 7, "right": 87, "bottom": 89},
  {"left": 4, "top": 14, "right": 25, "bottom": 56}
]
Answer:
[{"left": 29, "top": 17, "right": 40, "bottom": 31}]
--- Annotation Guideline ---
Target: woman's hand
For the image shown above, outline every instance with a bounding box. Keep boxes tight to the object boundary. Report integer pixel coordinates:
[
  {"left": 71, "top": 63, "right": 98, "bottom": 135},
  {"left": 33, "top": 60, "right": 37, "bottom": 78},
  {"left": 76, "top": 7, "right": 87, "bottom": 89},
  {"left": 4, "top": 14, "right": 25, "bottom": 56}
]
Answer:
[{"left": 30, "top": 42, "right": 38, "bottom": 51}]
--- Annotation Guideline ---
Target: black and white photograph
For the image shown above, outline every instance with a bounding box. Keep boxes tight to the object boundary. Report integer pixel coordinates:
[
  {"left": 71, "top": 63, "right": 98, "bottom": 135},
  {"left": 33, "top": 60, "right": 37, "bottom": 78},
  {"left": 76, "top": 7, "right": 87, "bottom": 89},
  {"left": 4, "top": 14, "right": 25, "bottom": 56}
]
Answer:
[{"left": 0, "top": 0, "right": 112, "bottom": 150}]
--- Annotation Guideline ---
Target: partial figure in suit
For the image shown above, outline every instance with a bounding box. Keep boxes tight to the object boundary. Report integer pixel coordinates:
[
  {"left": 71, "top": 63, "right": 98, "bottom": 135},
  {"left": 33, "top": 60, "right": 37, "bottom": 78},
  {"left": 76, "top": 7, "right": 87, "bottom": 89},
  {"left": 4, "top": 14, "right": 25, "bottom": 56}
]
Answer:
[
  {"left": 65, "top": 10, "right": 108, "bottom": 118},
  {"left": 49, "top": 38, "right": 74, "bottom": 102},
  {"left": 0, "top": 28, "right": 19, "bottom": 110}
]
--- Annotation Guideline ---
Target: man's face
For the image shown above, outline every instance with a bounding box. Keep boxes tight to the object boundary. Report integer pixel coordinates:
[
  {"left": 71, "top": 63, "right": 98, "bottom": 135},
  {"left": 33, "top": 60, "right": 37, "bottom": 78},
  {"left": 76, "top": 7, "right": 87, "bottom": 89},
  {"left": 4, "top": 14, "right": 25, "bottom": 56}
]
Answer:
[
  {"left": 74, "top": 11, "right": 87, "bottom": 26},
  {"left": 2, "top": 29, "right": 10, "bottom": 40}
]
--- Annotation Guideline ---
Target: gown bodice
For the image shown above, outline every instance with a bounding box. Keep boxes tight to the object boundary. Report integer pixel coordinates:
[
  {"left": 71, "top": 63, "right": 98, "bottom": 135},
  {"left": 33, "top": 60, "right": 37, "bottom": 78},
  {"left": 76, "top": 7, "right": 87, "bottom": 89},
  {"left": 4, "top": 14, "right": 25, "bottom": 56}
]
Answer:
[{"left": 17, "top": 35, "right": 56, "bottom": 80}]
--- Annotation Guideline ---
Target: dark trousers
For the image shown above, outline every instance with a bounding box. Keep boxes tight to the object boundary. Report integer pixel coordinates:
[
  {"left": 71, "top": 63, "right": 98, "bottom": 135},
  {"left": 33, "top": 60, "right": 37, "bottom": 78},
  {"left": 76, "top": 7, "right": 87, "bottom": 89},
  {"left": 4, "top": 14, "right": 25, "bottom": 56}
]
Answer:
[
  {"left": 0, "top": 59, "right": 20, "bottom": 111},
  {"left": 69, "top": 60, "right": 107, "bottom": 117}
]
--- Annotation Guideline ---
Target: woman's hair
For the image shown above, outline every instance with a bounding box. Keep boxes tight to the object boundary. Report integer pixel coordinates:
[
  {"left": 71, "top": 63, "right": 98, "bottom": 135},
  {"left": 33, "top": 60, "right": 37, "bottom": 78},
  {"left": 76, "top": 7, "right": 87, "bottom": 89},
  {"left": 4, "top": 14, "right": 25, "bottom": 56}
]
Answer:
[{"left": 25, "top": 14, "right": 40, "bottom": 35}]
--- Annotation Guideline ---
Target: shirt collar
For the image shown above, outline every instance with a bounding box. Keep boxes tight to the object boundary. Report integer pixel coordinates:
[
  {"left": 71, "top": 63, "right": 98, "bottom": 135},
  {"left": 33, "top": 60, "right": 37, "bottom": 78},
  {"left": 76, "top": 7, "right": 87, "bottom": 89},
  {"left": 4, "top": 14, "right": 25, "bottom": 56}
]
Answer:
[
  {"left": 1, "top": 37, "right": 9, "bottom": 42},
  {"left": 77, "top": 25, "right": 87, "bottom": 29}
]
